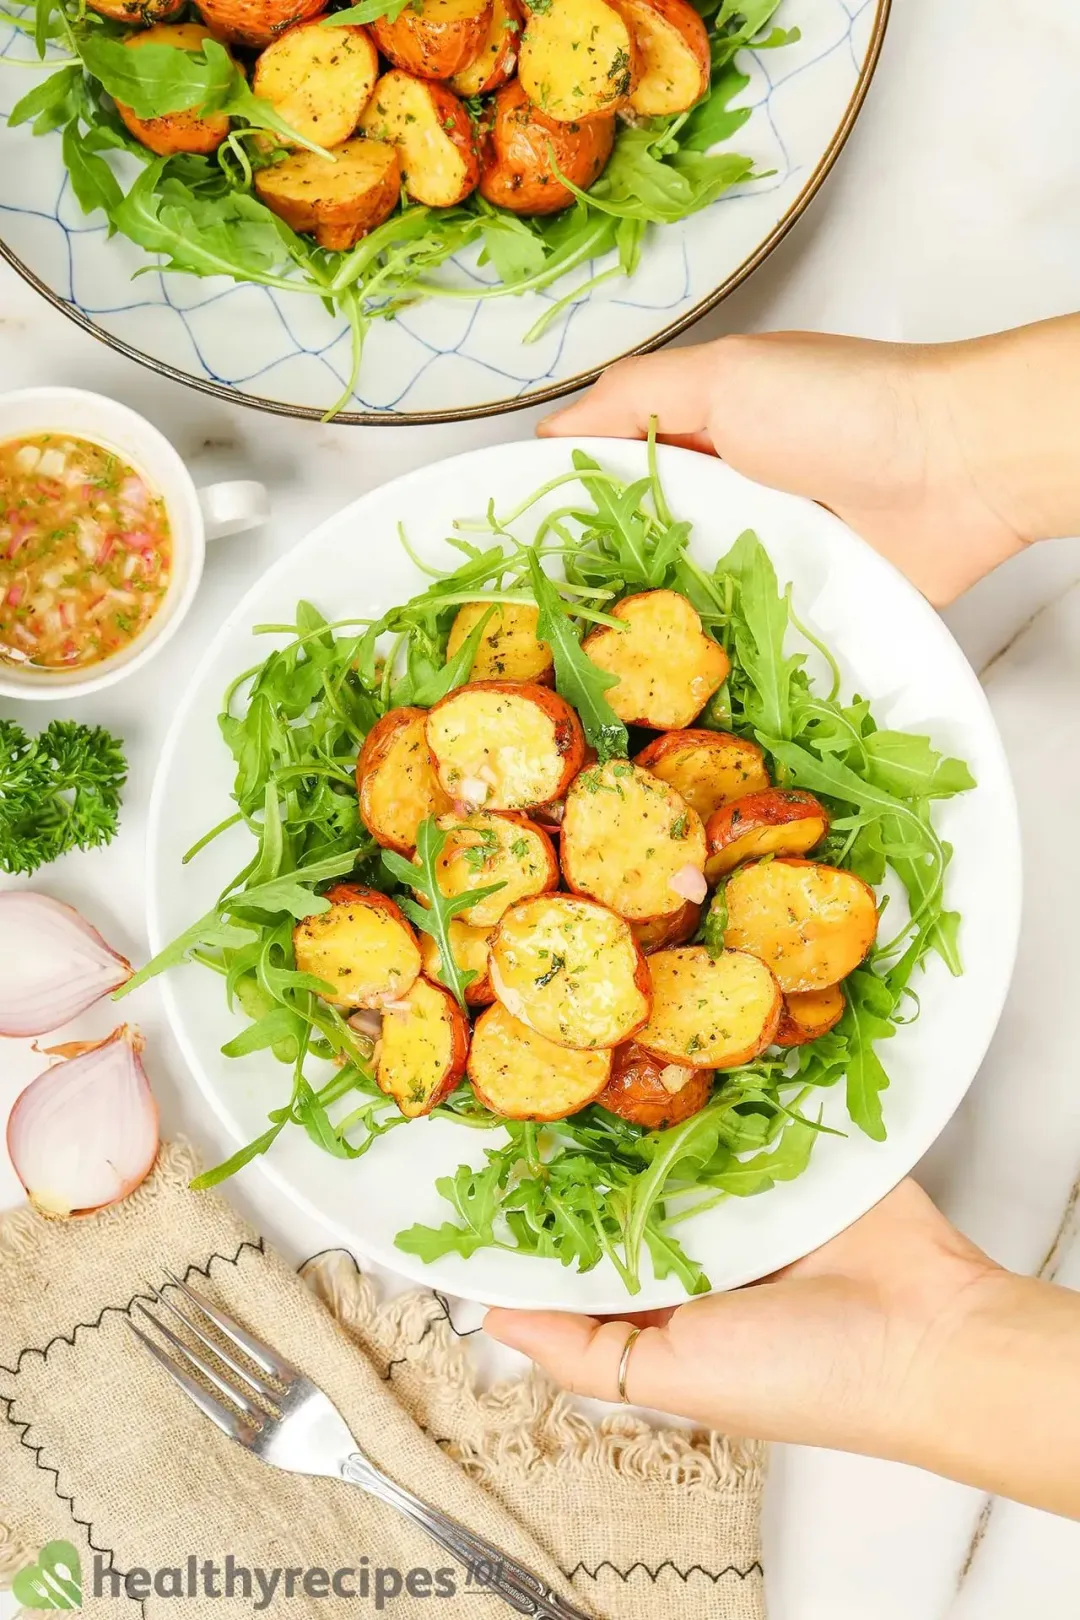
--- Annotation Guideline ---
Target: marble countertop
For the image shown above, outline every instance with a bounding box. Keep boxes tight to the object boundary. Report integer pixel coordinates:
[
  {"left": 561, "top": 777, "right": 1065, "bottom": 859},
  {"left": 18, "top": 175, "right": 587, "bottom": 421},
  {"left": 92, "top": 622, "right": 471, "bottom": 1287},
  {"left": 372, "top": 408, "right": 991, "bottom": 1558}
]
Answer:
[{"left": 4, "top": 0, "right": 1080, "bottom": 1613}]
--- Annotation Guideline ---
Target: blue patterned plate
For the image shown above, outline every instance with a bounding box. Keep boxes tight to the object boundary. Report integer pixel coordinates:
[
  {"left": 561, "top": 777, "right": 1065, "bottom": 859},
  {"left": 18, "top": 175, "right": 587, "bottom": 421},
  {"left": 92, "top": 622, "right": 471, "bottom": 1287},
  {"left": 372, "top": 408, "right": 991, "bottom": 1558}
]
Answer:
[{"left": 0, "top": 0, "right": 887, "bottom": 423}]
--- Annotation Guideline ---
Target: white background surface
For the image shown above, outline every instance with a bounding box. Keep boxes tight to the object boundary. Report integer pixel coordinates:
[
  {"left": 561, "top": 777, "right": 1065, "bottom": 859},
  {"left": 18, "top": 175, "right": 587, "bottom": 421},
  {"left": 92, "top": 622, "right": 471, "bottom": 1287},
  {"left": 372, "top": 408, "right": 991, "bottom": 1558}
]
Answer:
[{"left": 3, "top": 0, "right": 1080, "bottom": 1613}]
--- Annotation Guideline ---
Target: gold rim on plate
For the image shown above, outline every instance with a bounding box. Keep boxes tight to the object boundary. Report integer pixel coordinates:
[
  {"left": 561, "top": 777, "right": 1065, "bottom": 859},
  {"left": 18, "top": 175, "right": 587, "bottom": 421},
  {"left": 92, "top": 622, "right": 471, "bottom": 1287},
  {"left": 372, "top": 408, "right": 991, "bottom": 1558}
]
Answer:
[{"left": 0, "top": 0, "right": 891, "bottom": 427}]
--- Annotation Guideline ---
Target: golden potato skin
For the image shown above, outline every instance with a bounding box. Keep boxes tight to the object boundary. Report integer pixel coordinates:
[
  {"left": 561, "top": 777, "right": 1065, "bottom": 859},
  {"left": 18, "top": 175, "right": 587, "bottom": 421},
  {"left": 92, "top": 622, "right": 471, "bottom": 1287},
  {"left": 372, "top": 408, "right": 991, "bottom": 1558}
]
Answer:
[
  {"left": 705, "top": 788, "right": 829, "bottom": 882},
  {"left": 635, "top": 945, "right": 782, "bottom": 1069},
  {"left": 560, "top": 758, "right": 706, "bottom": 922},
  {"left": 597, "top": 1043, "right": 712, "bottom": 1130},
  {"left": 86, "top": 0, "right": 182, "bottom": 22},
  {"left": 468, "top": 1002, "right": 612, "bottom": 1120},
  {"left": 292, "top": 882, "right": 421, "bottom": 1009},
  {"left": 446, "top": 599, "right": 553, "bottom": 683},
  {"left": 376, "top": 974, "right": 470, "bottom": 1118},
  {"left": 254, "top": 137, "right": 401, "bottom": 251},
  {"left": 518, "top": 0, "right": 638, "bottom": 121},
  {"left": 195, "top": 0, "right": 323, "bottom": 49},
  {"left": 372, "top": 0, "right": 492, "bottom": 80},
  {"left": 631, "top": 897, "right": 701, "bottom": 954},
  {"left": 357, "top": 706, "right": 454, "bottom": 855},
  {"left": 623, "top": 0, "right": 709, "bottom": 116},
  {"left": 724, "top": 858, "right": 878, "bottom": 994},
  {"left": 252, "top": 21, "right": 379, "bottom": 150},
  {"left": 478, "top": 80, "right": 614, "bottom": 215},
  {"left": 450, "top": 0, "right": 523, "bottom": 95},
  {"left": 426, "top": 680, "right": 585, "bottom": 810},
  {"left": 115, "top": 24, "right": 231, "bottom": 156},
  {"left": 360, "top": 70, "right": 480, "bottom": 207},
  {"left": 583, "top": 591, "right": 730, "bottom": 729},
  {"left": 635, "top": 729, "right": 770, "bottom": 822},
  {"left": 775, "top": 984, "right": 846, "bottom": 1049}
]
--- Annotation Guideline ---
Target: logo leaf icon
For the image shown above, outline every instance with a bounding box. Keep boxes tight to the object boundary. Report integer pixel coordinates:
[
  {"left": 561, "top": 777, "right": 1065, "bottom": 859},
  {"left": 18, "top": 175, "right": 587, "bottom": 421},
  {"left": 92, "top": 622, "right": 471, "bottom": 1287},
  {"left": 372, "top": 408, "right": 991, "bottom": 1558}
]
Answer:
[{"left": 12, "top": 1541, "right": 83, "bottom": 1610}]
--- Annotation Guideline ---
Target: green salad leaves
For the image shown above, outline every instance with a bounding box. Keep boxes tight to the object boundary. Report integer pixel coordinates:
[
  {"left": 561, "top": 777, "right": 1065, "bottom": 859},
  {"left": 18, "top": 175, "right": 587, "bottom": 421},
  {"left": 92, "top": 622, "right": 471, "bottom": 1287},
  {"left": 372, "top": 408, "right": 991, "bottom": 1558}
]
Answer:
[
  {"left": 123, "top": 436, "right": 974, "bottom": 1295},
  {"left": 6, "top": 0, "right": 798, "bottom": 414}
]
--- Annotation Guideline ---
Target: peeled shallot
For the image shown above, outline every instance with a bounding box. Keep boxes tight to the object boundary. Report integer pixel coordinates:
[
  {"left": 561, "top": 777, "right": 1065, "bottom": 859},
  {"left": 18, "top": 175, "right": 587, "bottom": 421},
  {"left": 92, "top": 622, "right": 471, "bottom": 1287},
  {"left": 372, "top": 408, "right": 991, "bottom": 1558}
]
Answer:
[{"left": 0, "top": 892, "right": 132, "bottom": 1037}]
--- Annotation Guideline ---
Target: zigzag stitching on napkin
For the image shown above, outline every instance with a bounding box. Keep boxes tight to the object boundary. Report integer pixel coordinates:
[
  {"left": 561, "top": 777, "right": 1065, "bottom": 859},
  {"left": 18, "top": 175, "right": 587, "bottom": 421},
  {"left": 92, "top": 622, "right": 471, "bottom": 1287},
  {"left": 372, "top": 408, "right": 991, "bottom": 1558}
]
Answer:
[
  {"left": 0, "top": 1233, "right": 266, "bottom": 1612},
  {"left": 0, "top": 1236, "right": 265, "bottom": 1379},
  {"left": 565, "top": 1558, "right": 764, "bottom": 1585}
]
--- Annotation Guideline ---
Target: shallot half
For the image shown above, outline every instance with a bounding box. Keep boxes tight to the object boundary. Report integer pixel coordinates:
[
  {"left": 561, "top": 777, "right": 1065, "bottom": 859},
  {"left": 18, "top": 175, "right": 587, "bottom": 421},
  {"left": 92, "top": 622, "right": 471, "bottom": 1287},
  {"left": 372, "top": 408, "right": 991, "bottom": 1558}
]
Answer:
[
  {"left": 6, "top": 1025, "right": 159, "bottom": 1218},
  {"left": 0, "top": 892, "right": 132, "bottom": 1037},
  {"left": 668, "top": 864, "right": 708, "bottom": 905}
]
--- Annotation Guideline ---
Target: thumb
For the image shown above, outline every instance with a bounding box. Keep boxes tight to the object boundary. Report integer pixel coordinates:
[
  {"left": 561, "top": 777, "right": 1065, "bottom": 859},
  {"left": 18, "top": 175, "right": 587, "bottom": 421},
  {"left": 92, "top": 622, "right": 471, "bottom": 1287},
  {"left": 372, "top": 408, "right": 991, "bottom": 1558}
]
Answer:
[
  {"left": 484, "top": 1308, "right": 680, "bottom": 1408},
  {"left": 537, "top": 345, "right": 722, "bottom": 452}
]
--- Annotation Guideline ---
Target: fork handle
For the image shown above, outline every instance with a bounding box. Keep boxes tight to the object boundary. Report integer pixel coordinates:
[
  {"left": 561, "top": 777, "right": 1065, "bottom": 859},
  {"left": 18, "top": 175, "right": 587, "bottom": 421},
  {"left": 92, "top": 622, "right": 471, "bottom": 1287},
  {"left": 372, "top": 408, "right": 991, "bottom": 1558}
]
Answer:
[{"left": 341, "top": 1454, "right": 591, "bottom": 1619}]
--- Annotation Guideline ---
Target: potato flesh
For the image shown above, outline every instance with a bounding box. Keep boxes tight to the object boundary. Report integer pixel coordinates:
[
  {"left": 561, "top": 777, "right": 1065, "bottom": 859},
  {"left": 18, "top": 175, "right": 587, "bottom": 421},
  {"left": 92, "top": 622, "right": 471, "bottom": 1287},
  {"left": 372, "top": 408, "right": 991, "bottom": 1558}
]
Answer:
[
  {"left": 561, "top": 759, "right": 706, "bottom": 921},
  {"left": 776, "top": 984, "right": 845, "bottom": 1048},
  {"left": 427, "top": 686, "right": 573, "bottom": 808},
  {"left": 724, "top": 859, "right": 878, "bottom": 993},
  {"left": 636, "top": 945, "right": 781, "bottom": 1068},
  {"left": 637, "top": 730, "right": 770, "bottom": 821},
  {"left": 518, "top": 0, "right": 636, "bottom": 120},
  {"left": 429, "top": 810, "right": 556, "bottom": 926},
  {"left": 253, "top": 23, "right": 378, "bottom": 149},
  {"left": 358, "top": 707, "right": 453, "bottom": 854},
  {"left": 360, "top": 71, "right": 477, "bottom": 207},
  {"left": 450, "top": 0, "right": 521, "bottom": 94},
  {"left": 376, "top": 975, "right": 464, "bottom": 1117},
  {"left": 624, "top": 0, "right": 708, "bottom": 116},
  {"left": 469, "top": 1002, "right": 611, "bottom": 1119},
  {"left": 293, "top": 891, "right": 421, "bottom": 1009},
  {"left": 418, "top": 919, "right": 496, "bottom": 1005},
  {"left": 705, "top": 787, "right": 828, "bottom": 881},
  {"left": 489, "top": 894, "right": 649, "bottom": 1049},
  {"left": 706, "top": 813, "right": 826, "bottom": 882},
  {"left": 583, "top": 591, "right": 730, "bottom": 728},
  {"left": 597, "top": 1042, "right": 712, "bottom": 1128},
  {"left": 446, "top": 601, "right": 553, "bottom": 683}
]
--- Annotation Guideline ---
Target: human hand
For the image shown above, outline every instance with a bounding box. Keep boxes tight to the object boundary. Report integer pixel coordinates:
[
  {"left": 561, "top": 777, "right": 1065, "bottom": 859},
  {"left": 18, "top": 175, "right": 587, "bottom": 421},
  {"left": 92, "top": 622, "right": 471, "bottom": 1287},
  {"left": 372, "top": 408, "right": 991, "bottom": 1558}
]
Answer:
[
  {"left": 540, "top": 320, "right": 1080, "bottom": 605},
  {"left": 485, "top": 1180, "right": 997, "bottom": 1458}
]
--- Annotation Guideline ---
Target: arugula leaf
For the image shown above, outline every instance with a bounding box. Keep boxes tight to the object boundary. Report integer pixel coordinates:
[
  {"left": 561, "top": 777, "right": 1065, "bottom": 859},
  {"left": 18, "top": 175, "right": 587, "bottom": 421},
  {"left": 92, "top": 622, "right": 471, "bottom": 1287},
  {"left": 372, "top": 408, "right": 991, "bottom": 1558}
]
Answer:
[
  {"left": 863, "top": 731, "right": 977, "bottom": 801},
  {"left": 405, "top": 604, "right": 495, "bottom": 707},
  {"left": 706, "top": 1114, "right": 819, "bottom": 1194},
  {"left": 8, "top": 63, "right": 80, "bottom": 132},
  {"left": 840, "top": 970, "right": 896, "bottom": 1140},
  {"left": 701, "top": 884, "right": 728, "bottom": 958},
  {"left": 62, "top": 118, "right": 122, "bottom": 215},
  {"left": 527, "top": 552, "right": 627, "bottom": 762},
  {"left": 321, "top": 0, "right": 410, "bottom": 23},
  {"left": 382, "top": 818, "right": 504, "bottom": 1009},
  {"left": 396, "top": 1156, "right": 508, "bottom": 1260},
  {"left": 717, "top": 529, "right": 799, "bottom": 737}
]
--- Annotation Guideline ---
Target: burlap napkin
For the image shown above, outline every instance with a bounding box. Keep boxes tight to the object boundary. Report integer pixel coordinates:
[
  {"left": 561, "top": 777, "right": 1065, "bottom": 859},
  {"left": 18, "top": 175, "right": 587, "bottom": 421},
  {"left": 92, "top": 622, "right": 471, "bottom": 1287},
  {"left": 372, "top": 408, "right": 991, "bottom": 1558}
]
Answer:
[{"left": 0, "top": 1141, "right": 765, "bottom": 1619}]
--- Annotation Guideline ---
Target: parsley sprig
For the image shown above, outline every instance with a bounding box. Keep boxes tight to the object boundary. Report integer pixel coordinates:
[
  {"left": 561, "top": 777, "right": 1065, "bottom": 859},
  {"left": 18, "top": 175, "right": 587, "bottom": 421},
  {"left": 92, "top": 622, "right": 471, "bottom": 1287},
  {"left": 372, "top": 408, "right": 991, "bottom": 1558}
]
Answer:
[{"left": 0, "top": 718, "right": 126, "bottom": 874}]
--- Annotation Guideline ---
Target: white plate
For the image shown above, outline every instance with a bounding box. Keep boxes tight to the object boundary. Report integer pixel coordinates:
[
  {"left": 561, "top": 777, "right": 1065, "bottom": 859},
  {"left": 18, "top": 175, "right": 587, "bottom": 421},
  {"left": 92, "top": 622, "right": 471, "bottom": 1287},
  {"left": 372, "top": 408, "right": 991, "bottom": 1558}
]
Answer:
[
  {"left": 147, "top": 437, "right": 1020, "bottom": 1312},
  {"left": 0, "top": 1, "right": 888, "bottom": 424}
]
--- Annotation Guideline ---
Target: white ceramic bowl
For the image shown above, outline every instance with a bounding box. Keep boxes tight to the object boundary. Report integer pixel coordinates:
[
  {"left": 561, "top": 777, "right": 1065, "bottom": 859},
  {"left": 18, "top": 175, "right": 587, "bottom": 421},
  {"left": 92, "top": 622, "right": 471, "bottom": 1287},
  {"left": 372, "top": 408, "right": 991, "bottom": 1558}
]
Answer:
[
  {"left": 0, "top": 387, "right": 267, "bottom": 700},
  {"left": 0, "top": 1, "right": 889, "bottom": 424}
]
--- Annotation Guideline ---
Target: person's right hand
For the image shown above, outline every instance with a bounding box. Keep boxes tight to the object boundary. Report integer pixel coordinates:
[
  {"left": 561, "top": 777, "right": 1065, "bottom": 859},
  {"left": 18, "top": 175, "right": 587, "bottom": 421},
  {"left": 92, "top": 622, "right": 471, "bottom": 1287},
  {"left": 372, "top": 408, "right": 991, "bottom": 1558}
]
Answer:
[{"left": 540, "top": 320, "right": 1080, "bottom": 605}]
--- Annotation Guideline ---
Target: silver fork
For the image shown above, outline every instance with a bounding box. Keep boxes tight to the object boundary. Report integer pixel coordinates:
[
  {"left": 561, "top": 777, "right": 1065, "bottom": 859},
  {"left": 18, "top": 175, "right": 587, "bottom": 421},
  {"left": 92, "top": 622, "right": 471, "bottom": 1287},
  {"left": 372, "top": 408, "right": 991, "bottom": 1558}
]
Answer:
[{"left": 127, "top": 1272, "right": 589, "bottom": 1620}]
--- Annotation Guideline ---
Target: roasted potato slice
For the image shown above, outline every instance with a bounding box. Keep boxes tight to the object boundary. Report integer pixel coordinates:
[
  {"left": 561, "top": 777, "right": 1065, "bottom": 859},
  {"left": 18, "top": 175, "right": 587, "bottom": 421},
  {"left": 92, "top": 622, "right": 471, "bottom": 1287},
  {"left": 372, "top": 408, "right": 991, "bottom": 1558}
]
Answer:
[
  {"left": 292, "top": 883, "right": 421, "bottom": 1010},
  {"left": 426, "top": 680, "right": 585, "bottom": 811},
  {"left": 252, "top": 21, "right": 378, "bottom": 150},
  {"left": 489, "top": 894, "right": 651, "bottom": 1050},
  {"left": 357, "top": 706, "right": 454, "bottom": 856},
  {"left": 468, "top": 1001, "right": 611, "bottom": 1120},
  {"left": 372, "top": 0, "right": 492, "bottom": 80},
  {"left": 115, "top": 25, "right": 231, "bottom": 156},
  {"left": 631, "top": 897, "right": 701, "bottom": 954},
  {"left": 518, "top": 0, "right": 637, "bottom": 121},
  {"left": 446, "top": 599, "right": 553, "bottom": 683},
  {"left": 597, "top": 1042, "right": 712, "bottom": 1129},
  {"left": 254, "top": 137, "right": 401, "bottom": 251},
  {"left": 623, "top": 0, "right": 708, "bottom": 116},
  {"left": 724, "top": 859, "right": 878, "bottom": 993},
  {"left": 422, "top": 810, "right": 558, "bottom": 927},
  {"left": 418, "top": 919, "right": 497, "bottom": 1006},
  {"left": 360, "top": 70, "right": 479, "bottom": 207},
  {"left": 561, "top": 758, "right": 706, "bottom": 921},
  {"left": 478, "top": 80, "right": 614, "bottom": 214},
  {"left": 705, "top": 789, "right": 829, "bottom": 882},
  {"left": 376, "top": 975, "right": 470, "bottom": 1118},
  {"left": 87, "top": 0, "right": 182, "bottom": 23},
  {"left": 449, "top": 0, "right": 522, "bottom": 94},
  {"left": 583, "top": 591, "right": 730, "bottom": 729},
  {"left": 195, "top": 0, "right": 322, "bottom": 49},
  {"left": 775, "top": 984, "right": 846, "bottom": 1048},
  {"left": 635, "top": 728, "right": 770, "bottom": 821},
  {"left": 636, "top": 945, "right": 782, "bottom": 1069}
]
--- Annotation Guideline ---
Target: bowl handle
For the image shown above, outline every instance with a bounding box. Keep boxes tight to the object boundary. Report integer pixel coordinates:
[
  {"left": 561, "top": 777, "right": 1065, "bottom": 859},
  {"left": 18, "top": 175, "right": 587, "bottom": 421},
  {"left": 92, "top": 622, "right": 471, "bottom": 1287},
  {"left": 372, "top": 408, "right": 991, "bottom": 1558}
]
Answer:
[{"left": 197, "top": 481, "right": 270, "bottom": 540}]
